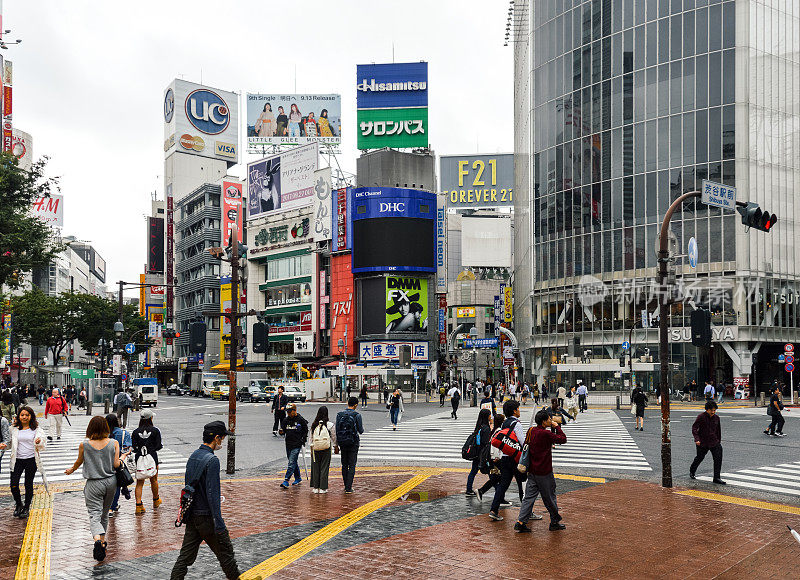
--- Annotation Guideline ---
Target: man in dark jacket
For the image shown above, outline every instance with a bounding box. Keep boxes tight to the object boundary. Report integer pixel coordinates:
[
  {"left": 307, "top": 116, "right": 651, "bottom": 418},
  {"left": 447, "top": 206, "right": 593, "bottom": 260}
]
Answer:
[
  {"left": 171, "top": 421, "right": 240, "bottom": 580},
  {"left": 765, "top": 385, "right": 789, "bottom": 437},
  {"left": 271, "top": 386, "right": 288, "bottom": 436},
  {"left": 515, "top": 409, "right": 567, "bottom": 532},
  {"left": 279, "top": 403, "right": 308, "bottom": 488},
  {"left": 689, "top": 400, "right": 725, "bottom": 484}
]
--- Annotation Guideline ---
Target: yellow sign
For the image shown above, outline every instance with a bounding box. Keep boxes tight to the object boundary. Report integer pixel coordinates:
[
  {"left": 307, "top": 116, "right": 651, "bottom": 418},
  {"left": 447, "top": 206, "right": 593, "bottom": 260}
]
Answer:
[
  {"left": 456, "top": 307, "right": 476, "bottom": 318},
  {"left": 220, "top": 281, "right": 232, "bottom": 364},
  {"left": 503, "top": 286, "right": 512, "bottom": 323}
]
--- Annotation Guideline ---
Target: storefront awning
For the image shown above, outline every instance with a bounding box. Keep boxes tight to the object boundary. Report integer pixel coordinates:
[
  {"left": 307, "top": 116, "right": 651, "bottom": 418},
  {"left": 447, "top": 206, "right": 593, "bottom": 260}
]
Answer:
[{"left": 211, "top": 360, "right": 244, "bottom": 371}]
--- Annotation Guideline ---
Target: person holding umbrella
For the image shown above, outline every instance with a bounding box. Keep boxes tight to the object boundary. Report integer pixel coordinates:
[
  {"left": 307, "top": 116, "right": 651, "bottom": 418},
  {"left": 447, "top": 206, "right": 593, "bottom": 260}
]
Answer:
[{"left": 279, "top": 403, "right": 308, "bottom": 488}]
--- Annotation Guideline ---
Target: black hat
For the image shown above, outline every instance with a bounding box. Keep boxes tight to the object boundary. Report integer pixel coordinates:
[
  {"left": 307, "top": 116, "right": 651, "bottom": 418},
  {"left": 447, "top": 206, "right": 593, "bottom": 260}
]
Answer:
[
  {"left": 386, "top": 293, "right": 420, "bottom": 314},
  {"left": 203, "top": 420, "right": 233, "bottom": 438}
]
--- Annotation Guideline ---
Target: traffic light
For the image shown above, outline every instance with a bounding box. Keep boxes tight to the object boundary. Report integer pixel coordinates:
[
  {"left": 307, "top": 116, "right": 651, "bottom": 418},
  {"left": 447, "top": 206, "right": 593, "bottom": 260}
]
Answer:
[
  {"left": 163, "top": 328, "right": 181, "bottom": 339},
  {"left": 189, "top": 321, "right": 207, "bottom": 353},
  {"left": 252, "top": 322, "right": 268, "bottom": 353},
  {"left": 737, "top": 202, "right": 776, "bottom": 232},
  {"left": 690, "top": 308, "right": 712, "bottom": 347}
]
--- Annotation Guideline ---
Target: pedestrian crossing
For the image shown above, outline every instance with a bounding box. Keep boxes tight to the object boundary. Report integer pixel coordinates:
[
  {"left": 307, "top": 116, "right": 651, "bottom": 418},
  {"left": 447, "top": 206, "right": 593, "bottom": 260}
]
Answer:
[
  {"left": 356, "top": 408, "right": 652, "bottom": 472},
  {"left": 1, "top": 426, "right": 187, "bottom": 485},
  {"left": 697, "top": 461, "right": 800, "bottom": 496}
]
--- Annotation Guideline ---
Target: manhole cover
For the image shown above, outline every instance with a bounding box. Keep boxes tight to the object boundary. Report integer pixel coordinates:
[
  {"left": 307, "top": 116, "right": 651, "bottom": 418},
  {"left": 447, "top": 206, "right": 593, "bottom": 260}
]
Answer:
[{"left": 421, "top": 428, "right": 443, "bottom": 432}]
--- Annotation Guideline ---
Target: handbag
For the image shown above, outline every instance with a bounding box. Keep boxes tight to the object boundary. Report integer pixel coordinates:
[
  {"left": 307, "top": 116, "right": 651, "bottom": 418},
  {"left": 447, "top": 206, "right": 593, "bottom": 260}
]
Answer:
[
  {"left": 115, "top": 462, "right": 134, "bottom": 488},
  {"left": 630, "top": 403, "right": 636, "bottom": 416}
]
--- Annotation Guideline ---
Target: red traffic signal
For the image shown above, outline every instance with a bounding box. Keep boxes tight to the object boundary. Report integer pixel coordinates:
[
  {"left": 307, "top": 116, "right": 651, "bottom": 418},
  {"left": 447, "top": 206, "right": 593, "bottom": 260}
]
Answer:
[
  {"left": 737, "top": 202, "right": 777, "bottom": 232},
  {"left": 174, "top": 331, "right": 181, "bottom": 338}
]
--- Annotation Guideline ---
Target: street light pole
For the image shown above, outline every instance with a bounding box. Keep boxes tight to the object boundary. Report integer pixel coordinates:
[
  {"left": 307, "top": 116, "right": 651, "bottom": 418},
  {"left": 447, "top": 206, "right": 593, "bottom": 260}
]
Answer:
[{"left": 227, "top": 230, "right": 241, "bottom": 476}]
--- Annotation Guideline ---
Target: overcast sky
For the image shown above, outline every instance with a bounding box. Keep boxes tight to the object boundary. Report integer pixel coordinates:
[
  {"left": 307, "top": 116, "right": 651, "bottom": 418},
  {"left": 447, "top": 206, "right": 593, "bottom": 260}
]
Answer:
[{"left": 9, "top": 0, "right": 513, "bottom": 291}]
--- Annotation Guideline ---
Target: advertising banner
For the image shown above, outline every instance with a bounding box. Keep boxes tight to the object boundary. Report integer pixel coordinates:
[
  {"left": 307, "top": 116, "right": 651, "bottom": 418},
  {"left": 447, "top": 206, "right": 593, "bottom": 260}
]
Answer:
[
  {"left": 311, "top": 168, "right": 332, "bottom": 242},
  {"left": 246, "top": 93, "right": 341, "bottom": 151},
  {"left": 440, "top": 154, "right": 514, "bottom": 209},
  {"left": 268, "top": 311, "right": 312, "bottom": 334},
  {"left": 357, "top": 107, "right": 428, "bottom": 150},
  {"left": 461, "top": 216, "right": 512, "bottom": 268},
  {"left": 436, "top": 194, "right": 447, "bottom": 293},
  {"left": 356, "top": 62, "right": 428, "bottom": 109},
  {"left": 250, "top": 211, "right": 311, "bottom": 256},
  {"left": 438, "top": 293, "right": 447, "bottom": 349},
  {"left": 166, "top": 184, "right": 174, "bottom": 324},
  {"left": 494, "top": 295, "right": 501, "bottom": 337},
  {"left": 503, "top": 285, "right": 513, "bottom": 323},
  {"left": 247, "top": 143, "right": 318, "bottom": 219},
  {"left": 456, "top": 307, "right": 476, "bottom": 318},
  {"left": 385, "top": 276, "right": 428, "bottom": 333},
  {"left": 329, "top": 254, "right": 354, "bottom": 356},
  {"left": 2, "top": 59, "right": 11, "bottom": 154},
  {"left": 31, "top": 195, "right": 64, "bottom": 227},
  {"left": 220, "top": 279, "right": 232, "bottom": 363},
  {"left": 147, "top": 217, "right": 164, "bottom": 273},
  {"left": 294, "top": 334, "right": 313, "bottom": 355},
  {"left": 221, "top": 180, "right": 243, "bottom": 246},
  {"left": 10, "top": 128, "right": 32, "bottom": 171},
  {"left": 332, "top": 187, "right": 350, "bottom": 251},
  {"left": 359, "top": 341, "right": 428, "bottom": 362},
  {"left": 465, "top": 337, "right": 499, "bottom": 348}
]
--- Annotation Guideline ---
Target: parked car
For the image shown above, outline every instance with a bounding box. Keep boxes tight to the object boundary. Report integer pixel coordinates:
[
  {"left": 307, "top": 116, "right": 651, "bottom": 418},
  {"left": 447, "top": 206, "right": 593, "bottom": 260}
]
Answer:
[
  {"left": 283, "top": 384, "right": 306, "bottom": 403},
  {"left": 210, "top": 383, "right": 230, "bottom": 400},
  {"left": 238, "top": 385, "right": 268, "bottom": 403},
  {"left": 249, "top": 380, "right": 277, "bottom": 401},
  {"left": 166, "top": 383, "right": 190, "bottom": 396}
]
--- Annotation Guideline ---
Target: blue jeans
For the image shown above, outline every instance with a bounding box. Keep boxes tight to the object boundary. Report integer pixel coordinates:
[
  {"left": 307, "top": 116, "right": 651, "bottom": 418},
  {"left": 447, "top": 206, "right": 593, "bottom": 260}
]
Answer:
[
  {"left": 284, "top": 446, "right": 301, "bottom": 483},
  {"left": 466, "top": 458, "right": 480, "bottom": 492},
  {"left": 38, "top": 394, "right": 45, "bottom": 405},
  {"left": 111, "top": 486, "right": 121, "bottom": 510},
  {"left": 390, "top": 407, "right": 400, "bottom": 426}
]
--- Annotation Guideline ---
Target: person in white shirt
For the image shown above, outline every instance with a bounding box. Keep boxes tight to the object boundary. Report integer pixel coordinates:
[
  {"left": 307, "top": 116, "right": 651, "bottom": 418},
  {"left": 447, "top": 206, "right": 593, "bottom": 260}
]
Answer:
[
  {"left": 447, "top": 385, "right": 462, "bottom": 420},
  {"left": 576, "top": 383, "right": 588, "bottom": 412},
  {"left": 703, "top": 382, "right": 715, "bottom": 401}
]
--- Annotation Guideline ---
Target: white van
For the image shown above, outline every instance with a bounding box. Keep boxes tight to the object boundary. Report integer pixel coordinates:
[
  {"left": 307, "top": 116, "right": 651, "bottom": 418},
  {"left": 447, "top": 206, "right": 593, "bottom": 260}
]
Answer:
[{"left": 133, "top": 378, "right": 159, "bottom": 407}]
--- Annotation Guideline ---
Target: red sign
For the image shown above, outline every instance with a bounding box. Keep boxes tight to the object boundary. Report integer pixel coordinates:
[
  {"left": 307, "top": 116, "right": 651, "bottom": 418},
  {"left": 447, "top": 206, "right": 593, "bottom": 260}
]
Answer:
[
  {"left": 438, "top": 294, "right": 447, "bottom": 348},
  {"left": 329, "top": 253, "right": 354, "bottom": 356},
  {"left": 786, "top": 343, "right": 794, "bottom": 353},
  {"left": 318, "top": 270, "right": 327, "bottom": 330},
  {"left": 166, "top": 189, "right": 174, "bottom": 322},
  {"left": 336, "top": 188, "right": 348, "bottom": 250},
  {"left": 2, "top": 120, "right": 12, "bottom": 153},
  {"left": 221, "top": 180, "right": 243, "bottom": 245},
  {"left": 3, "top": 85, "right": 11, "bottom": 117},
  {"left": 269, "top": 311, "right": 312, "bottom": 335}
]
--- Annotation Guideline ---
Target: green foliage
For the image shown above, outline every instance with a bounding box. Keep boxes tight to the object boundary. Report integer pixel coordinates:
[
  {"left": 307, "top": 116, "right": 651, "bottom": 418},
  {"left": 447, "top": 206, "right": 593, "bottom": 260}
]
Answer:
[
  {"left": 0, "top": 152, "right": 64, "bottom": 289},
  {"left": 10, "top": 289, "right": 150, "bottom": 363}
]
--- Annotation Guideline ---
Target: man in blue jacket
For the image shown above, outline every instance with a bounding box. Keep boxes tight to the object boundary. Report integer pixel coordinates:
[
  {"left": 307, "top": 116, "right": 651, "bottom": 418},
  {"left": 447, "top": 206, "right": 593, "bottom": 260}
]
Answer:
[{"left": 171, "top": 421, "right": 240, "bottom": 580}]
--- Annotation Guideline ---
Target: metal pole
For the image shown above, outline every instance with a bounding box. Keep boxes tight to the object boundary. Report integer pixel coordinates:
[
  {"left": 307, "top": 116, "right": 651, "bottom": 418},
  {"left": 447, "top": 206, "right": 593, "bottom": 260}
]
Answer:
[
  {"left": 117, "top": 281, "right": 124, "bottom": 394},
  {"left": 658, "top": 190, "right": 701, "bottom": 489},
  {"left": 227, "top": 230, "right": 239, "bottom": 475},
  {"left": 343, "top": 324, "right": 348, "bottom": 402}
]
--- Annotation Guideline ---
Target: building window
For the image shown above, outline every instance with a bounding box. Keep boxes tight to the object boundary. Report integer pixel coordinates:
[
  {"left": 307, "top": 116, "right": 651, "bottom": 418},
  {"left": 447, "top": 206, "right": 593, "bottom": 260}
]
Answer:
[{"left": 264, "top": 282, "right": 312, "bottom": 307}]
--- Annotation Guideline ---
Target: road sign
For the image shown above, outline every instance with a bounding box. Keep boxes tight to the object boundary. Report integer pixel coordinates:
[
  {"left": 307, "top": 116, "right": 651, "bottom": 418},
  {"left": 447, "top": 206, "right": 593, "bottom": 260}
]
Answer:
[
  {"left": 502, "top": 346, "right": 513, "bottom": 359},
  {"left": 786, "top": 343, "right": 794, "bottom": 352},
  {"left": 125, "top": 343, "right": 136, "bottom": 354},
  {"left": 641, "top": 309, "right": 649, "bottom": 329},
  {"left": 786, "top": 363, "right": 795, "bottom": 373},
  {"left": 701, "top": 180, "right": 736, "bottom": 210},
  {"left": 121, "top": 373, "right": 128, "bottom": 382},
  {"left": 687, "top": 237, "right": 698, "bottom": 268},
  {"left": 787, "top": 354, "right": 795, "bottom": 364},
  {"left": 779, "top": 354, "right": 786, "bottom": 363},
  {"left": 622, "top": 341, "right": 630, "bottom": 350}
]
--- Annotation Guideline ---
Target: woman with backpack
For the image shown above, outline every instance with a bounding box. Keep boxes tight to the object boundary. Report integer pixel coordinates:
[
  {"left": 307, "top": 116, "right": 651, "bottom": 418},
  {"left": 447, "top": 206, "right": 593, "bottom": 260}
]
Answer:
[
  {"left": 465, "top": 409, "right": 493, "bottom": 496},
  {"left": 309, "top": 406, "right": 337, "bottom": 493},
  {"left": 388, "top": 388, "right": 404, "bottom": 430},
  {"left": 132, "top": 409, "right": 162, "bottom": 514},
  {"left": 106, "top": 414, "right": 132, "bottom": 516},
  {"left": 475, "top": 413, "right": 504, "bottom": 502}
]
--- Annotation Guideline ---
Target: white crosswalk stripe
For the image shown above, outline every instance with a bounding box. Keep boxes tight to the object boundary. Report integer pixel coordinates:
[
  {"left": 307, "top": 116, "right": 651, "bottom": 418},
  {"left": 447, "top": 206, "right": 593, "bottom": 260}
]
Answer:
[
  {"left": 1, "top": 427, "right": 187, "bottom": 484},
  {"left": 698, "top": 462, "right": 800, "bottom": 496},
  {"left": 356, "top": 408, "right": 651, "bottom": 472}
]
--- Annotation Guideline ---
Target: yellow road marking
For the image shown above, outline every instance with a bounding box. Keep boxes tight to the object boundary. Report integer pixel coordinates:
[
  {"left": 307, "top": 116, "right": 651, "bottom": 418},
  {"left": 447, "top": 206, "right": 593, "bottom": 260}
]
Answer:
[
  {"left": 15, "top": 490, "right": 53, "bottom": 580},
  {"left": 241, "top": 469, "right": 437, "bottom": 579},
  {"left": 676, "top": 490, "right": 800, "bottom": 515}
]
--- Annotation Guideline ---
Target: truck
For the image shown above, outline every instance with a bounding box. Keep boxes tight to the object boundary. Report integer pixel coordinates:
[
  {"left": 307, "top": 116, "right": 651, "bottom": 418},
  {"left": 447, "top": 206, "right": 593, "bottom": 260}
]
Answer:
[{"left": 132, "top": 377, "right": 159, "bottom": 407}]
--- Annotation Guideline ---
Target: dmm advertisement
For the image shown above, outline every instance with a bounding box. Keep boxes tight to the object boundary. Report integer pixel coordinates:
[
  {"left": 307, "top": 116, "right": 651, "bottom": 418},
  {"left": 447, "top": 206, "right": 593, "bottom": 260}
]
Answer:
[
  {"left": 247, "top": 143, "right": 318, "bottom": 219},
  {"left": 222, "top": 180, "right": 243, "bottom": 245},
  {"left": 247, "top": 93, "right": 341, "bottom": 150},
  {"left": 385, "top": 276, "right": 428, "bottom": 333},
  {"left": 440, "top": 153, "right": 514, "bottom": 209}
]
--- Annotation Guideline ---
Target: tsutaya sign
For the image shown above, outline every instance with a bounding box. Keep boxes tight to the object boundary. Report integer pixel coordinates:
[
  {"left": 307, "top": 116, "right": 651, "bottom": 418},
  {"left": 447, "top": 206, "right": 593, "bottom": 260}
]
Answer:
[{"left": 670, "top": 326, "right": 738, "bottom": 342}]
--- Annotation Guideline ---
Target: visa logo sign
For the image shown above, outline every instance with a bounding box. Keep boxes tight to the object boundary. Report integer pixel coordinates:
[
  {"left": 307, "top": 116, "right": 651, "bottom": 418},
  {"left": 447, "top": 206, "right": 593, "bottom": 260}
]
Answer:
[
  {"left": 215, "top": 141, "right": 237, "bottom": 158},
  {"left": 379, "top": 202, "right": 405, "bottom": 212}
]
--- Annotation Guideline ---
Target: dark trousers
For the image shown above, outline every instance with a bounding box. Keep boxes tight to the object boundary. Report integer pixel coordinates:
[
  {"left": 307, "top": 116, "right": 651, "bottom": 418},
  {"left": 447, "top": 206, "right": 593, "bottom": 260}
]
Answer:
[
  {"left": 451, "top": 399, "right": 460, "bottom": 418},
  {"left": 340, "top": 444, "right": 359, "bottom": 491},
  {"left": 440, "top": 393, "right": 445, "bottom": 406},
  {"left": 690, "top": 444, "right": 723, "bottom": 480},
  {"left": 490, "top": 456, "right": 524, "bottom": 513},
  {"left": 116, "top": 406, "right": 129, "bottom": 428},
  {"left": 360, "top": 393, "right": 368, "bottom": 406},
  {"left": 310, "top": 448, "right": 332, "bottom": 490},
  {"left": 10, "top": 457, "right": 37, "bottom": 507},
  {"left": 170, "top": 514, "right": 240, "bottom": 580},
  {"left": 769, "top": 413, "right": 786, "bottom": 435},
  {"left": 478, "top": 471, "right": 500, "bottom": 495},
  {"left": 517, "top": 472, "right": 561, "bottom": 525},
  {"left": 272, "top": 410, "right": 285, "bottom": 433},
  {"left": 578, "top": 394, "right": 587, "bottom": 411}
]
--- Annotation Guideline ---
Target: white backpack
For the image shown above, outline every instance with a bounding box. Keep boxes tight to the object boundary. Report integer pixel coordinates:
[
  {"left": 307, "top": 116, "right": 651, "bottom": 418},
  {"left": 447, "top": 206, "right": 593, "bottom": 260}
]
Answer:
[
  {"left": 135, "top": 448, "right": 157, "bottom": 480},
  {"left": 311, "top": 424, "right": 331, "bottom": 451}
]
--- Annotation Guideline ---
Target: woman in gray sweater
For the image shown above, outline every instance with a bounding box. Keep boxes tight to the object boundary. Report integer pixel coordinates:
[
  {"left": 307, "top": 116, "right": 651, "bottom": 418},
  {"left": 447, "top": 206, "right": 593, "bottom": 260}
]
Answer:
[{"left": 65, "top": 415, "right": 129, "bottom": 562}]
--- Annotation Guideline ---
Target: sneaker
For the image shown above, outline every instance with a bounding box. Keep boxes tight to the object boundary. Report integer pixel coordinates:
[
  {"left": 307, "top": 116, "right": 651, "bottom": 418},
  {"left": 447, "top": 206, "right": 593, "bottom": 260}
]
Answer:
[
  {"left": 47, "top": 436, "right": 53, "bottom": 441},
  {"left": 476, "top": 489, "right": 484, "bottom": 502},
  {"left": 499, "top": 500, "right": 513, "bottom": 508},
  {"left": 465, "top": 491, "right": 476, "bottom": 497},
  {"left": 764, "top": 429, "right": 770, "bottom": 435},
  {"left": 514, "top": 522, "right": 532, "bottom": 533},
  {"left": 292, "top": 480, "right": 302, "bottom": 486},
  {"left": 713, "top": 479, "right": 727, "bottom": 485},
  {"left": 488, "top": 511, "right": 504, "bottom": 521},
  {"left": 57, "top": 436, "right": 61, "bottom": 440},
  {"left": 153, "top": 497, "right": 162, "bottom": 508},
  {"left": 135, "top": 503, "right": 146, "bottom": 514},
  {"left": 319, "top": 489, "right": 327, "bottom": 494},
  {"left": 19, "top": 506, "right": 29, "bottom": 519},
  {"left": 93, "top": 540, "right": 105, "bottom": 561},
  {"left": 530, "top": 514, "right": 544, "bottom": 520},
  {"left": 108, "top": 507, "right": 119, "bottom": 517},
  {"left": 280, "top": 482, "right": 289, "bottom": 489},
  {"left": 13, "top": 504, "right": 22, "bottom": 518},
  {"left": 549, "top": 522, "right": 566, "bottom": 531},
  {"left": 345, "top": 489, "right": 353, "bottom": 494},
  {"left": 777, "top": 433, "right": 787, "bottom": 437}
]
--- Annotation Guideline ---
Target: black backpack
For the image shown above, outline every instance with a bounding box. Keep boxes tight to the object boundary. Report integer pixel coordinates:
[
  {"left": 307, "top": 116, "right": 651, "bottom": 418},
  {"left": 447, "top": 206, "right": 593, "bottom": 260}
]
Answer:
[
  {"left": 477, "top": 441, "right": 493, "bottom": 474},
  {"left": 461, "top": 430, "right": 480, "bottom": 460},
  {"left": 452, "top": 389, "right": 461, "bottom": 401},
  {"left": 336, "top": 411, "right": 358, "bottom": 446}
]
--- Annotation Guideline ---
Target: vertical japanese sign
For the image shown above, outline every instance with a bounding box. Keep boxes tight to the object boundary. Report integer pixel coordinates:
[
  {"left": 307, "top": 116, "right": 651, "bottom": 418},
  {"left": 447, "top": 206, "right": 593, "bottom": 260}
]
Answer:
[
  {"left": 1, "top": 300, "right": 11, "bottom": 369},
  {"left": 221, "top": 180, "right": 243, "bottom": 245},
  {"left": 312, "top": 168, "right": 332, "bottom": 241},
  {"left": 494, "top": 295, "right": 501, "bottom": 337},
  {"left": 147, "top": 217, "right": 164, "bottom": 273},
  {"left": 2, "top": 59, "right": 12, "bottom": 153},
  {"left": 165, "top": 183, "right": 174, "bottom": 324},
  {"left": 329, "top": 254, "right": 354, "bottom": 356},
  {"left": 438, "top": 294, "right": 447, "bottom": 349},
  {"left": 220, "top": 278, "right": 232, "bottom": 363},
  {"left": 319, "top": 269, "right": 328, "bottom": 330},
  {"left": 436, "top": 194, "right": 447, "bottom": 293},
  {"left": 333, "top": 187, "right": 349, "bottom": 251},
  {"left": 503, "top": 285, "right": 513, "bottom": 323}
]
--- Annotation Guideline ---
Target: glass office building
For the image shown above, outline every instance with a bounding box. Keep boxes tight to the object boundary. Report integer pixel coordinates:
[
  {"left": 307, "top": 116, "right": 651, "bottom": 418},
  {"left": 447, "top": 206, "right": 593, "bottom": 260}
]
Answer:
[{"left": 514, "top": 0, "right": 800, "bottom": 394}]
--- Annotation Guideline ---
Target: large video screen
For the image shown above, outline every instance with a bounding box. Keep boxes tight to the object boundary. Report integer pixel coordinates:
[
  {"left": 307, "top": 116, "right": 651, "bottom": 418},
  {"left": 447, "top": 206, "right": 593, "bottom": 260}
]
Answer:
[{"left": 353, "top": 217, "right": 435, "bottom": 272}]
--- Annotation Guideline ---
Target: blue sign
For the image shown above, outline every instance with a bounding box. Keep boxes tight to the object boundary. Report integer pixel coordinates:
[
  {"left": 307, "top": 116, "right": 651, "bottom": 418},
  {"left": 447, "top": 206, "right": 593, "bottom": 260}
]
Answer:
[
  {"left": 779, "top": 354, "right": 786, "bottom": 363},
  {"left": 356, "top": 62, "right": 428, "bottom": 109},
  {"left": 185, "top": 88, "right": 231, "bottom": 135},
  {"left": 164, "top": 88, "right": 174, "bottom": 123},
  {"left": 465, "top": 337, "right": 499, "bottom": 349},
  {"left": 701, "top": 180, "right": 736, "bottom": 210},
  {"left": 438, "top": 308, "right": 445, "bottom": 332},
  {"left": 124, "top": 343, "right": 136, "bottom": 354},
  {"left": 622, "top": 341, "right": 630, "bottom": 350},
  {"left": 688, "top": 237, "right": 698, "bottom": 268}
]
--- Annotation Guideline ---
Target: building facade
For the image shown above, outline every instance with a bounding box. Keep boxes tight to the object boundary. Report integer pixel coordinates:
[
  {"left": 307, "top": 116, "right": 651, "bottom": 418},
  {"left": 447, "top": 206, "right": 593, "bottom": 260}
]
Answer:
[{"left": 514, "top": 0, "right": 800, "bottom": 394}]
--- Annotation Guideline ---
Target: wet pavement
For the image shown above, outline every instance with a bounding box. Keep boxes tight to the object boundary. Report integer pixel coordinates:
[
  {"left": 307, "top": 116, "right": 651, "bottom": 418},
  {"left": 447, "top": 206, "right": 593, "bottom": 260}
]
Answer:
[{"left": 6, "top": 466, "right": 800, "bottom": 579}]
